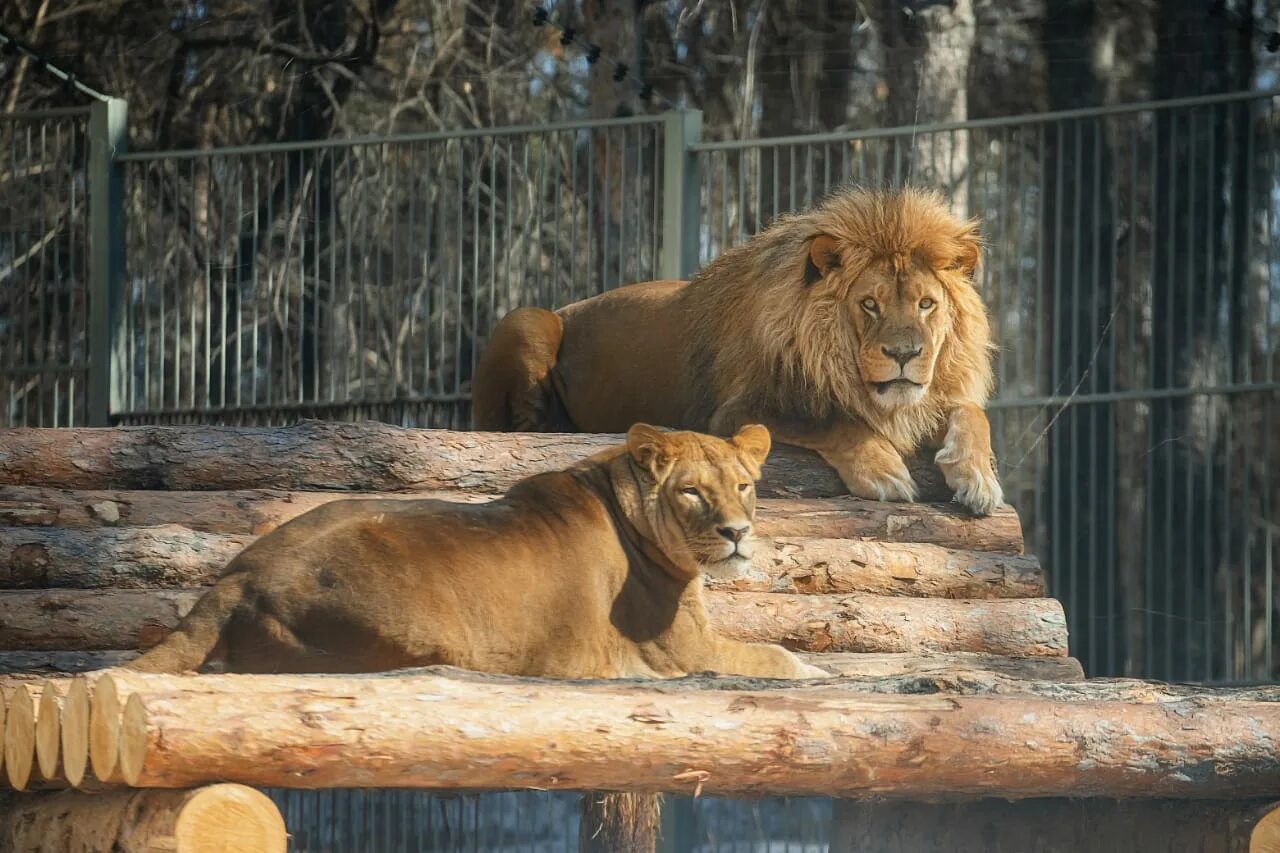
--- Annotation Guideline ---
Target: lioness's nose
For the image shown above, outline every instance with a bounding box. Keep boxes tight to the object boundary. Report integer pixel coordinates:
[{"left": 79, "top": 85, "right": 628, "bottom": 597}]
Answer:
[
  {"left": 716, "top": 524, "right": 750, "bottom": 543},
  {"left": 882, "top": 344, "right": 922, "bottom": 366}
]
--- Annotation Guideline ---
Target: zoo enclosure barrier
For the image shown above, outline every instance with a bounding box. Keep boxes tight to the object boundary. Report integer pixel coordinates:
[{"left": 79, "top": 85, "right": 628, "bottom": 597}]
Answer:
[{"left": 1, "top": 92, "right": 1277, "bottom": 689}]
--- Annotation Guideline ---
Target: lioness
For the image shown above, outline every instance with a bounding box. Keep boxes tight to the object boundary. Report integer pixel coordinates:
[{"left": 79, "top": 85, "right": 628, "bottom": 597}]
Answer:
[
  {"left": 127, "top": 424, "right": 828, "bottom": 680},
  {"left": 473, "top": 186, "right": 1003, "bottom": 515}
]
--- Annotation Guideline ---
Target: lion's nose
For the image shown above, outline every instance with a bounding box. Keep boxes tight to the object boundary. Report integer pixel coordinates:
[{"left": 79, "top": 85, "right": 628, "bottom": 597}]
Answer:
[
  {"left": 882, "top": 344, "right": 923, "bottom": 367},
  {"left": 716, "top": 524, "right": 750, "bottom": 544}
]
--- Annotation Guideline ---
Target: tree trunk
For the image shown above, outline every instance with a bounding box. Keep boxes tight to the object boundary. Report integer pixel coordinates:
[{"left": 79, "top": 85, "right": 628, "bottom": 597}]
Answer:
[
  {"left": 0, "top": 484, "right": 1025, "bottom": 553},
  {"left": 831, "top": 797, "right": 1279, "bottom": 853},
  {"left": 0, "top": 587, "right": 1068, "bottom": 657},
  {"left": 579, "top": 790, "right": 661, "bottom": 853},
  {"left": 70, "top": 668, "right": 1280, "bottom": 797},
  {"left": 0, "top": 422, "right": 967, "bottom": 507},
  {"left": 0, "top": 524, "right": 1038, "bottom": 597},
  {"left": 874, "top": 0, "right": 974, "bottom": 206},
  {"left": 0, "top": 784, "right": 287, "bottom": 852}
]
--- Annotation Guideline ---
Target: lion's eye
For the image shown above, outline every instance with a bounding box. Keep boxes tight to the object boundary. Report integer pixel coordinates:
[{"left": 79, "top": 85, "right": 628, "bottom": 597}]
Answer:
[
  {"left": 860, "top": 298, "right": 878, "bottom": 314},
  {"left": 737, "top": 483, "right": 751, "bottom": 493},
  {"left": 919, "top": 297, "right": 936, "bottom": 310},
  {"left": 680, "top": 487, "right": 701, "bottom": 499}
]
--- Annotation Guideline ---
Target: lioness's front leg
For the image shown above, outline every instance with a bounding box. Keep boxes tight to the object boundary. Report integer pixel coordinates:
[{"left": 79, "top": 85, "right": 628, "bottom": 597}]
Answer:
[
  {"left": 933, "top": 403, "right": 1003, "bottom": 516},
  {"left": 709, "top": 639, "right": 830, "bottom": 680},
  {"left": 708, "top": 404, "right": 917, "bottom": 503}
]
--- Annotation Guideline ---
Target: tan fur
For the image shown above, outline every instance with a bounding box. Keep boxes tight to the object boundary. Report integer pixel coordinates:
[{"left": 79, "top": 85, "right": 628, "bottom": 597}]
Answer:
[
  {"left": 472, "top": 186, "right": 1003, "bottom": 515},
  {"left": 127, "top": 425, "right": 828, "bottom": 680}
]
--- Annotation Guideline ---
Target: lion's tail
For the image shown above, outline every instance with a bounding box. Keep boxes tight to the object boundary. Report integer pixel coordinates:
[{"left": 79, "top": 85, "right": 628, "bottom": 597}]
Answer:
[
  {"left": 125, "top": 574, "right": 247, "bottom": 673},
  {"left": 471, "top": 306, "right": 573, "bottom": 431}
]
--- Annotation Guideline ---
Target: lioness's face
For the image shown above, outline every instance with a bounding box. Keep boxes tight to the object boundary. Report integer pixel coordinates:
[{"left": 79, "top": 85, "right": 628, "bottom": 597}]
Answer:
[
  {"left": 625, "top": 423, "right": 772, "bottom": 581},
  {"left": 847, "top": 258, "right": 951, "bottom": 410}
]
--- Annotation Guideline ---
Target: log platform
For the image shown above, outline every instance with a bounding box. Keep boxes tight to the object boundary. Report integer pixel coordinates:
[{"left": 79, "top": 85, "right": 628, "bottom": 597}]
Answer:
[{"left": 0, "top": 423, "right": 1276, "bottom": 852}]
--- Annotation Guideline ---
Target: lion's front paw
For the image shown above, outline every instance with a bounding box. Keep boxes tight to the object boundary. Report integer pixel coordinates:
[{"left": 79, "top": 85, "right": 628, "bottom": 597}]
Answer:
[
  {"left": 935, "top": 432, "right": 1004, "bottom": 516},
  {"left": 831, "top": 442, "right": 918, "bottom": 503}
]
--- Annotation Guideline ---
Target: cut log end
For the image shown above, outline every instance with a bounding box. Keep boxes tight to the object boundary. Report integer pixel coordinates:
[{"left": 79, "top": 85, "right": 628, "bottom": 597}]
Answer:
[
  {"left": 61, "top": 676, "right": 90, "bottom": 788},
  {"left": 4, "top": 685, "right": 36, "bottom": 789},
  {"left": 0, "top": 784, "right": 288, "bottom": 852},
  {"left": 89, "top": 675, "right": 121, "bottom": 783},
  {"left": 120, "top": 691, "right": 147, "bottom": 787},
  {"left": 35, "top": 680, "right": 61, "bottom": 781}
]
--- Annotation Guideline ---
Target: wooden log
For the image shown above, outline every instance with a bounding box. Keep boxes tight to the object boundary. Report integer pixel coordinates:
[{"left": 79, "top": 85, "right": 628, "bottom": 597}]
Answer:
[
  {"left": 35, "top": 678, "right": 64, "bottom": 782},
  {"left": 831, "top": 797, "right": 1280, "bottom": 853},
  {"left": 0, "top": 525, "right": 253, "bottom": 589},
  {"left": 707, "top": 591, "right": 1068, "bottom": 656},
  {"left": 0, "top": 649, "right": 1084, "bottom": 682},
  {"left": 0, "top": 524, "right": 1038, "bottom": 597},
  {"left": 78, "top": 668, "right": 1280, "bottom": 797},
  {"left": 0, "top": 485, "right": 1026, "bottom": 555},
  {"left": 0, "top": 588, "right": 1069, "bottom": 657},
  {"left": 580, "top": 792, "right": 660, "bottom": 853},
  {"left": 3, "top": 681, "right": 37, "bottom": 789},
  {"left": 805, "top": 652, "right": 1084, "bottom": 681},
  {"left": 0, "top": 589, "right": 198, "bottom": 651},
  {"left": 1256, "top": 803, "right": 1280, "bottom": 853},
  {"left": 0, "top": 650, "right": 139, "bottom": 675},
  {"left": 0, "top": 421, "right": 962, "bottom": 503},
  {"left": 0, "top": 784, "right": 287, "bottom": 852}
]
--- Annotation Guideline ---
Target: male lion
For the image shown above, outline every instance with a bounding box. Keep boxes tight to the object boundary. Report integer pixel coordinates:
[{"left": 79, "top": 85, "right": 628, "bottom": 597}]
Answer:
[
  {"left": 127, "top": 424, "right": 828, "bottom": 680},
  {"left": 472, "top": 186, "right": 1003, "bottom": 515}
]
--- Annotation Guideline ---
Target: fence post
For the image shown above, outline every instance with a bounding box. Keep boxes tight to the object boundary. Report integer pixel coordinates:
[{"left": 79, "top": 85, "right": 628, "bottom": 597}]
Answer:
[
  {"left": 660, "top": 109, "right": 703, "bottom": 281},
  {"left": 87, "top": 97, "right": 128, "bottom": 427}
]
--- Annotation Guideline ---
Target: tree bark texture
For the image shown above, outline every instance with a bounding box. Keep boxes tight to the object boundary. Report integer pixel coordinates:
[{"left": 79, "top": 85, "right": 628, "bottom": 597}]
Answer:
[
  {"left": 0, "top": 784, "right": 287, "bottom": 852},
  {"left": 74, "top": 668, "right": 1280, "bottom": 797},
  {"left": 0, "top": 422, "right": 966, "bottom": 505},
  {"left": 0, "top": 483, "right": 1025, "bottom": 553},
  {"left": 0, "top": 524, "right": 1037, "bottom": 597},
  {"left": 0, "top": 588, "right": 1068, "bottom": 657},
  {"left": 831, "top": 796, "right": 1280, "bottom": 853}
]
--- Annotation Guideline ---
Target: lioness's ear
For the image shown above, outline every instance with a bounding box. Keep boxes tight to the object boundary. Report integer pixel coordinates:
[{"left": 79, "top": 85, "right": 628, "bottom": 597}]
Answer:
[
  {"left": 804, "top": 235, "right": 841, "bottom": 285},
  {"left": 626, "top": 423, "right": 673, "bottom": 479},
  {"left": 731, "top": 424, "right": 772, "bottom": 478},
  {"left": 952, "top": 221, "right": 982, "bottom": 279}
]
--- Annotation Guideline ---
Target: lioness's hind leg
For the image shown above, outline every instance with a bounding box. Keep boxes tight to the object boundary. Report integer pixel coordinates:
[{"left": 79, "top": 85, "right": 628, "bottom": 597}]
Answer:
[{"left": 472, "top": 307, "right": 573, "bottom": 431}]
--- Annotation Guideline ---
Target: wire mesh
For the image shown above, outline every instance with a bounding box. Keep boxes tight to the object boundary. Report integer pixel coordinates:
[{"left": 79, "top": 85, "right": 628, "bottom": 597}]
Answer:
[
  {"left": 693, "top": 91, "right": 1280, "bottom": 683},
  {"left": 0, "top": 107, "right": 92, "bottom": 427}
]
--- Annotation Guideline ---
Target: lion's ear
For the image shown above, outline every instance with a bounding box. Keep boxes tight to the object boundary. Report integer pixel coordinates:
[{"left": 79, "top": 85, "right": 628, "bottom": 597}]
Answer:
[
  {"left": 952, "top": 221, "right": 982, "bottom": 279},
  {"left": 805, "top": 235, "right": 841, "bottom": 285},
  {"left": 626, "top": 423, "right": 673, "bottom": 479},
  {"left": 731, "top": 424, "right": 772, "bottom": 477}
]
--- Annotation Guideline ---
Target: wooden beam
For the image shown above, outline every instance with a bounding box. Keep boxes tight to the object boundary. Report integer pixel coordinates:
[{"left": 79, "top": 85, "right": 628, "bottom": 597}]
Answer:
[
  {"left": 0, "top": 588, "right": 1069, "bottom": 657},
  {"left": 0, "top": 422, "right": 966, "bottom": 503},
  {"left": 0, "top": 524, "right": 1037, "bottom": 596},
  {"left": 0, "top": 784, "right": 287, "bottom": 852},
  {"left": 71, "top": 668, "right": 1280, "bottom": 798}
]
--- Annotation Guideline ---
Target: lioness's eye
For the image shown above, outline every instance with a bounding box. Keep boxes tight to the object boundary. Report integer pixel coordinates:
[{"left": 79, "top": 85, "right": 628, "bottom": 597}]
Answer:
[
  {"left": 737, "top": 483, "right": 751, "bottom": 493},
  {"left": 860, "top": 298, "right": 878, "bottom": 313},
  {"left": 919, "top": 297, "right": 936, "bottom": 310}
]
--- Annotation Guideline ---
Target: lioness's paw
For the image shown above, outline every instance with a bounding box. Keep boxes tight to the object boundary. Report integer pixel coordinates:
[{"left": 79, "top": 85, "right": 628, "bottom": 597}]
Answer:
[
  {"left": 836, "top": 447, "right": 918, "bottom": 503},
  {"left": 936, "top": 437, "right": 1003, "bottom": 516},
  {"left": 796, "top": 662, "right": 832, "bottom": 679}
]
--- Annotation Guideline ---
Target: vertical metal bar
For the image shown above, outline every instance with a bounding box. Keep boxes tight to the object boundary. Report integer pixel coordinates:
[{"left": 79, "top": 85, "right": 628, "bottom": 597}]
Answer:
[
  {"left": 552, "top": 132, "right": 563, "bottom": 304},
  {"left": 328, "top": 147, "right": 338, "bottom": 403},
  {"left": 455, "top": 141, "right": 465, "bottom": 392},
  {"left": 313, "top": 147, "right": 322, "bottom": 402},
  {"left": 659, "top": 110, "right": 703, "bottom": 280},
  {"left": 87, "top": 98, "right": 127, "bottom": 425},
  {"left": 1202, "top": 105, "right": 1217, "bottom": 681}
]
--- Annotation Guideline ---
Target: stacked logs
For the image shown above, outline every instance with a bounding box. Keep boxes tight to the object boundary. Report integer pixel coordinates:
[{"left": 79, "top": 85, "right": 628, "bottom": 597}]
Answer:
[{"left": 3, "top": 423, "right": 1276, "bottom": 849}]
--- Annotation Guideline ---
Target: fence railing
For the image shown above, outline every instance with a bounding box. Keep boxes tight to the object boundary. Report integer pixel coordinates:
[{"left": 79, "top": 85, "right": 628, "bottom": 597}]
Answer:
[{"left": 2, "top": 92, "right": 1278, "bottom": 687}]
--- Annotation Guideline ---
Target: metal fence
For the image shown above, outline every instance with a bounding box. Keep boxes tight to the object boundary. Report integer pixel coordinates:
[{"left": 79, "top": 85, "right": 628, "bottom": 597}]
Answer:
[
  {"left": 0, "top": 105, "right": 93, "bottom": 426},
  {"left": 3, "top": 88, "right": 1278, "bottom": 849}
]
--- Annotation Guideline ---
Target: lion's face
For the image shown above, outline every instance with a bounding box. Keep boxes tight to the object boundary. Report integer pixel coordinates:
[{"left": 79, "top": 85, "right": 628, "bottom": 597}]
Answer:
[
  {"left": 624, "top": 423, "right": 771, "bottom": 581},
  {"left": 844, "top": 257, "right": 952, "bottom": 410}
]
